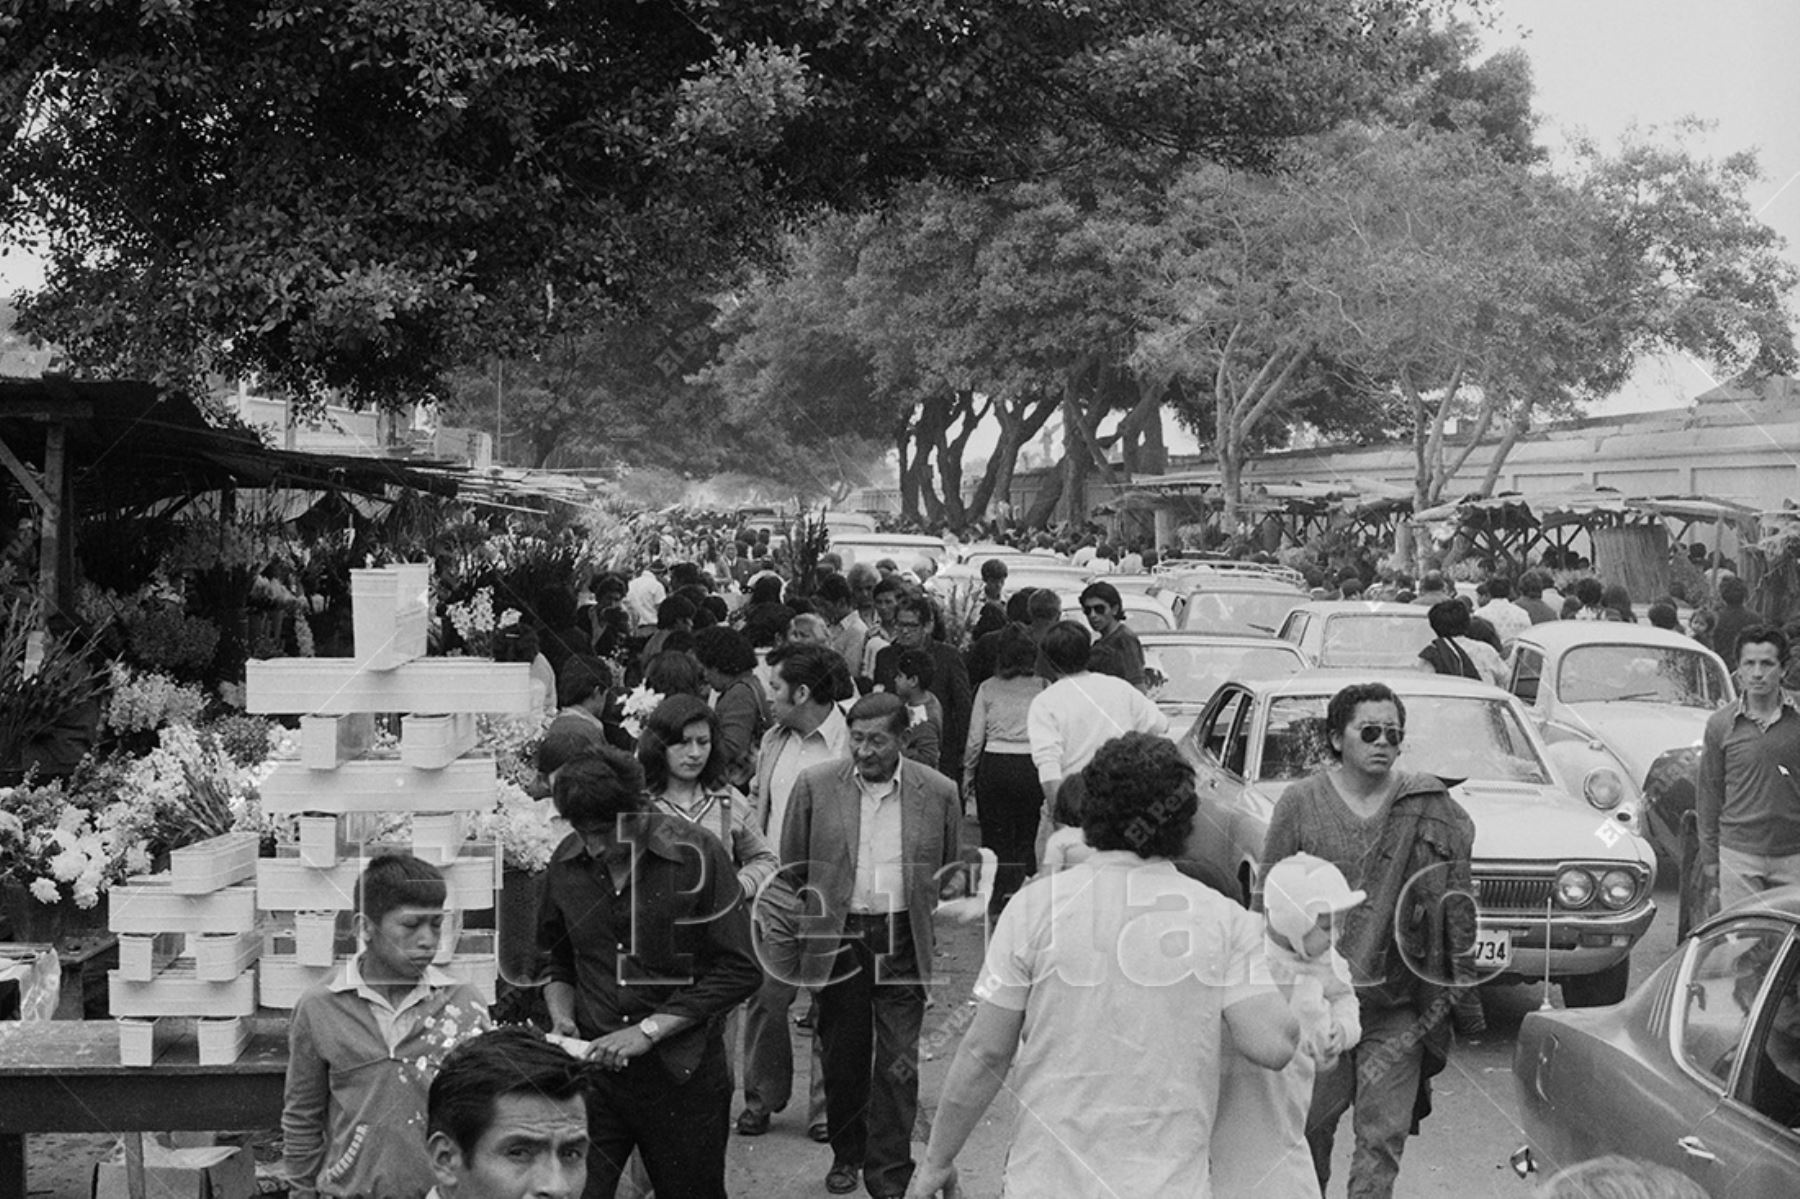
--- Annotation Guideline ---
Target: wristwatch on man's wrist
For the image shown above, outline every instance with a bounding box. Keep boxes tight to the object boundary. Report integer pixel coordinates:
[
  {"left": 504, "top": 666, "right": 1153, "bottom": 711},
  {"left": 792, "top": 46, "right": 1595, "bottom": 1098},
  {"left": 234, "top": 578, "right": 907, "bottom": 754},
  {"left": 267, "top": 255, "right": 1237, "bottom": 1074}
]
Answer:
[{"left": 638, "top": 1016, "right": 664, "bottom": 1043}]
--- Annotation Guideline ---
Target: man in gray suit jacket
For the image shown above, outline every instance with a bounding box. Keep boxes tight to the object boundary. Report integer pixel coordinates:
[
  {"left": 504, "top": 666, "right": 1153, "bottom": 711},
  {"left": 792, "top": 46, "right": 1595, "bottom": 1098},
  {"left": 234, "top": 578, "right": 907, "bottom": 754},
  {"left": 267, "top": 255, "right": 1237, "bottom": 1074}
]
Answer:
[{"left": 779, "top": 692, "right": 964, "bottom": 1198}]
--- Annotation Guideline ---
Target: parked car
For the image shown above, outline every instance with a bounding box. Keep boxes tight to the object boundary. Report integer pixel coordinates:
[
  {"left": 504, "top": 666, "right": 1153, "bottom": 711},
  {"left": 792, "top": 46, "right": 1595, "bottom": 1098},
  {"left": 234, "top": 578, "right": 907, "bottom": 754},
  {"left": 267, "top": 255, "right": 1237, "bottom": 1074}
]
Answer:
[
  {"left": 1277, "top": 601, "right": 1432, "bottom": 669},
  {"left": 825, "top": 532, "right": 952, "bottom": 571},
  {"left": 1174, "top": 576, "right": 1308, "bottom": 636},
  {"left": 1178, "top": 670, "right": 1656, "bottom": 1005},
  {"left": 1513, "top": 886, "right": 1800, "bottom": 1196},
  {"left": 1506, "top": 622, "right": 1736, "bottom": 862},
  {"left": 1138, "top": 630, "right": 1308, "bottom": 740},
  {"left": 1154, "top": 555, "right": 1308, "bottom": 589},
  {"left": 821, "top": 510, "right": 879, "bottom": 534},
  {"left": 955, "top": 544, "right": 1042, "bottom": 570},
  {"left": 934, "top": 559, "right": 1094, "bottom": 598}
]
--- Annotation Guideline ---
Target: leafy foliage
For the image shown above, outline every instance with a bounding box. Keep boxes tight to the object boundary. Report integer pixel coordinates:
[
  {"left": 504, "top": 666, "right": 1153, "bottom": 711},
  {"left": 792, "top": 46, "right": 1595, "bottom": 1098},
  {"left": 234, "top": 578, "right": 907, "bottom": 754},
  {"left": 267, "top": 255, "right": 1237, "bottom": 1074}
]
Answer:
[{"left": 2, "top": 0, "right": 1451, "bottom": 406}]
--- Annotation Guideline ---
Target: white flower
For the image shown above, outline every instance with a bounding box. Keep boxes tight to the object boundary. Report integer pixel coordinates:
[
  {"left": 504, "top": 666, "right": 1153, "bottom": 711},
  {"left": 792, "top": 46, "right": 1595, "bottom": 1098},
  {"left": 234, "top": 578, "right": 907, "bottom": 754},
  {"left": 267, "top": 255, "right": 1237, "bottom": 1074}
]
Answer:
[
  {"left": 28, "top": 879, "right": 59, "bottom": 904},
  {"left": 620, "top": 684, "right": 664, "bottom": 739},
  {"left": 49, "top": 847, "right": 86, "bottom": 881}
]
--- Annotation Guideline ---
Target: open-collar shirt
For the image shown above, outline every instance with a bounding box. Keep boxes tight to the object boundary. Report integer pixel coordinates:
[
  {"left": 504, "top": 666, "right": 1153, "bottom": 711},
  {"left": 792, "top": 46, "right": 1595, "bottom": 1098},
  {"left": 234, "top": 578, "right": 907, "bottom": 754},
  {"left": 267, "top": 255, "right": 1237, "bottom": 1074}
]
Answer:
[
  {"left": 850, "top": 759, "right": 907, "bottom": 915},
  {"left": 328, "top": 954, "right": 462, "bottom": 1056}
]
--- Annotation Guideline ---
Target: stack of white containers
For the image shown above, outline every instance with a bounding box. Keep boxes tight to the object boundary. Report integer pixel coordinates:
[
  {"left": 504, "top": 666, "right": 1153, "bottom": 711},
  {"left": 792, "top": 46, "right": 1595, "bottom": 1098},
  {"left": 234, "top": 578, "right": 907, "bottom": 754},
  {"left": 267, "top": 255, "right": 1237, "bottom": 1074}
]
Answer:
[
  {"left": 248, "top": 563, "right": 531, "bottom": 1011},
  {"left": 109, "top": 831, "right": 263, "bottom": 1065},
  {"left": 101, "top": 565, "right": 534, "bottom": 1068}
]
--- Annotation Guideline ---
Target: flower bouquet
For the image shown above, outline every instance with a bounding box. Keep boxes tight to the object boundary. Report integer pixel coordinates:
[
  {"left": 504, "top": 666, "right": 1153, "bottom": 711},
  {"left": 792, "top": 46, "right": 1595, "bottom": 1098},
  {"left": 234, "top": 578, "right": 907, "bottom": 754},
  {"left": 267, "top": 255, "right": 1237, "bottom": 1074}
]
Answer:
[
  {"left": 0, "top": 768, "right": 141, "bottom": 941},
  {"left": 619, "top": 684, "right": 665, "bottom": 740},
  {"left": 0, "top": 598, "right": 110, "bottom": 778},
  {"left": 110, "top": 723, "right": 284, "bottom": 858},
  {"left": 103, "top": 663, "right": 207, "bottom": 735},
  {"left": 444, "top": 587, "right": 523, "bottom": 658},
  {"left": 476, "top": 778, "right": 567, "bottom": 874}
]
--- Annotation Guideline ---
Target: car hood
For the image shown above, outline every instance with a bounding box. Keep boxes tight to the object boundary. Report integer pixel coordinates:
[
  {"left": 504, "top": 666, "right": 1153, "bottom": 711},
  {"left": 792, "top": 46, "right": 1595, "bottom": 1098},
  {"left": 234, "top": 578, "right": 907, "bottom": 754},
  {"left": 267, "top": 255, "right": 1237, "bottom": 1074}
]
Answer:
[
  {"left": 1452, "top": 781, "right": 1652, "bottom": 866},
  {"left": 1557, "top": 702, "right": 1711, "bottom": 782}
]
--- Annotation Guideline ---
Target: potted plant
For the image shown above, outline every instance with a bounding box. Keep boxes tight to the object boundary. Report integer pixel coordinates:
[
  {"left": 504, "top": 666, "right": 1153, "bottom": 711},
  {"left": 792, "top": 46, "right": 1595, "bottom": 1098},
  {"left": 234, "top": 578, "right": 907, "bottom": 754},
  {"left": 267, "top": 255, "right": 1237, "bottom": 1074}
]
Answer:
[{"left": 0, "top": 598, "right": 109, "bottom": 783}]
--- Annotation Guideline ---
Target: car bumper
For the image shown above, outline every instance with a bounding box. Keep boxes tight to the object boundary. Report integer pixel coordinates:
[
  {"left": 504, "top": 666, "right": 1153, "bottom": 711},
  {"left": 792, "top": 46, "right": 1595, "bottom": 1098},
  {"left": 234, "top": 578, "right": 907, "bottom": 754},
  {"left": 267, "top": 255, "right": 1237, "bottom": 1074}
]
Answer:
[{"left": 1481, "top": 901, "right": 1656, "bottom": 982}]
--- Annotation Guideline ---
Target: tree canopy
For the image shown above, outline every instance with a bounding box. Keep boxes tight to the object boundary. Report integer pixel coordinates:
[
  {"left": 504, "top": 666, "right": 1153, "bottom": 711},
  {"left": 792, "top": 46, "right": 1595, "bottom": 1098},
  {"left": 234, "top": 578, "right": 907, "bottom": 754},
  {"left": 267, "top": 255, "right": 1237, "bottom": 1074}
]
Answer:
[{"left": 1, "top": 0, "right": 1447, "bottom": 407}]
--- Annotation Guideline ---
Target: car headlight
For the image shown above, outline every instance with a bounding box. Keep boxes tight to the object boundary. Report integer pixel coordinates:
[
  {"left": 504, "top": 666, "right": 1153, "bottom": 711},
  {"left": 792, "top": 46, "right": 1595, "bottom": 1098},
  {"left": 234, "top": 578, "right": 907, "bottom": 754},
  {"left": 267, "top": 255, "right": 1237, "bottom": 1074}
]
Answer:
[
  {"left": 1599, "top": 868, "right": 1639, "bottom": 910},
  {"left": 1555, "top": 866, "right": 1596, "bottom": 909},
  {"left": 1583, "top": 767, "right": 1626, "bottom": 810}
]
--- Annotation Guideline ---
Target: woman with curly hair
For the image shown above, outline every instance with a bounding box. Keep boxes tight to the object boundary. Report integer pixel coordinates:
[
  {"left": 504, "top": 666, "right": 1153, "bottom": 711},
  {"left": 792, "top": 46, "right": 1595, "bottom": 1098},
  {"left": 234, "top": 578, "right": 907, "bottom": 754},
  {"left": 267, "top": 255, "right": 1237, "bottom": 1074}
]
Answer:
[
  {"left": 636, "top": 692, "right": 777, "bottom": 900},
  {"left": 906, "top": 733, "right": 1296, "bottom": 1199}
]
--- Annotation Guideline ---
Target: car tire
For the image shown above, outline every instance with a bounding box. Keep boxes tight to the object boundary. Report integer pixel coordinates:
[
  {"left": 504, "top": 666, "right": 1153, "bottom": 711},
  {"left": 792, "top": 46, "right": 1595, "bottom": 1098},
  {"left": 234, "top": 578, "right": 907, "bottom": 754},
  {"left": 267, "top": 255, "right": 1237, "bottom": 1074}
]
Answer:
[{"left": 1559, "top": 958, "right": 1629, "bottom": 1008}]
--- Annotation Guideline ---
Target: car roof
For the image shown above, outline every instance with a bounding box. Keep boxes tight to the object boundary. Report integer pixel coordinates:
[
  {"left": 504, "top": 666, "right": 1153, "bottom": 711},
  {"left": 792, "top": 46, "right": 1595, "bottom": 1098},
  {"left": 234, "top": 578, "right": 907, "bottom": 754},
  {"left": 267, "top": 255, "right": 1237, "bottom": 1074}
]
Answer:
[
  {"left": 1287, "top": 601, "right": 1425, "bottom": 616},
  {"left": 1173, "top": 574, "right": 1308, "bottom": 594},
  {"left": 829, "top": 533, "right": 947, "bottom": 548},
  {"left": 1240, "top": 667, "right": 1510, "bottom": 701},
  {"left": 1139, "top": 630, "right": 1298, "bottom": 647},
  {"left": 1059, "top": 590, "right": 1174, "bottom": 614},
  {"left": 1512, "top": 621, "right": 1724, "bottom": 656}
]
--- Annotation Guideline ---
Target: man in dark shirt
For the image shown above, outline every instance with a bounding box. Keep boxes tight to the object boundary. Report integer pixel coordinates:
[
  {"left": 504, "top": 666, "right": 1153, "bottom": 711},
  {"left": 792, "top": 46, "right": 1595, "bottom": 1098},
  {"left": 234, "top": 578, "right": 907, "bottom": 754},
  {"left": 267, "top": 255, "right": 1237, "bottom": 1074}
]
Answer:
[
  {"left": 1696, "top": 624, "right": 1800, "bottom": 913},
  {"left": 1710, "top": 575, "right": 1759, "bottom": 660},
  {"left": 871, "top": 594, "right": 972, "bottom": 787},
  {"left": 969, "top": 559, "right": 1009, "bottom": 641},
  {"left": 966, "top": 588, "right": 1035, "bottom": 688},
  {"left": 539, "top": 748, "right": 761, "bottom": 1199},
  {"left": 1081, "top": 581, "right": 1145, "bottom": 689},
  {"left": 1515, "top": 571, "right": 1560, "bottom": 624}
]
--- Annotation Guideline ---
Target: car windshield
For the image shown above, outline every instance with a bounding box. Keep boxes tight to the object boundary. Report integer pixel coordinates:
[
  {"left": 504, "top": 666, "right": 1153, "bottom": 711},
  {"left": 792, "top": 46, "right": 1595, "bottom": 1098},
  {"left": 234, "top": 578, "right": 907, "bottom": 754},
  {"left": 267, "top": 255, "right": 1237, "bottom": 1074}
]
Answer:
[
  {"left": 1259, "top": 693, "right": 1552, "bottom": 784},
  {"left": 1317, "top": 614, "right": 1432, "bottom": 668},
  {"left": 1556, "top": 644, "right": 1732, "bottom": 707},
  {"left": 1183, "top": 591, "right": 1302, "bottom": 635},
  {"left": 1145, "top": 643, "right": 1305, "bottom": 704}
]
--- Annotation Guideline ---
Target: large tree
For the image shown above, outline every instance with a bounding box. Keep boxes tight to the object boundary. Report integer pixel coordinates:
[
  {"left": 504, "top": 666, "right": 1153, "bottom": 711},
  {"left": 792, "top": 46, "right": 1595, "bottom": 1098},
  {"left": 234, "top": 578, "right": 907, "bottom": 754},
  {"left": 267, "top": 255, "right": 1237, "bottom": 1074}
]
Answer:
[
  {"left": 1, "top": 0, "right": 1446, "bottom": 408},
  {"left": 1138, "top": 121, "right": 1795, "bottom": 537},
  {"left": 708, "top": 176, "right": 1172, "bottom": 526}
]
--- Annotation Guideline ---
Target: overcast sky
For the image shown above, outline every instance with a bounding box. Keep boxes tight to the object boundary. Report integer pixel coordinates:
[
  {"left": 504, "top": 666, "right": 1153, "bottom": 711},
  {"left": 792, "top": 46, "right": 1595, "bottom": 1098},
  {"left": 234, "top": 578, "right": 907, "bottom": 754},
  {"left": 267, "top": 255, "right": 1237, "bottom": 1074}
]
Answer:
[{"left": 1490, "top": 0, "right": 1800, "bottom": 412}]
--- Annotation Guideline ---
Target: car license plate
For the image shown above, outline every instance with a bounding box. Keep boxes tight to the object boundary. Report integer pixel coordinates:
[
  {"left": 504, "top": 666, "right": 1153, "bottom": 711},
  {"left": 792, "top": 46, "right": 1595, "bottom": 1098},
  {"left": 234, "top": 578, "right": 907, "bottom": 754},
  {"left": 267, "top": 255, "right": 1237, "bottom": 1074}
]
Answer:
[{"left": 1472, "top": 927, "right": 1512, "bottom": 969}]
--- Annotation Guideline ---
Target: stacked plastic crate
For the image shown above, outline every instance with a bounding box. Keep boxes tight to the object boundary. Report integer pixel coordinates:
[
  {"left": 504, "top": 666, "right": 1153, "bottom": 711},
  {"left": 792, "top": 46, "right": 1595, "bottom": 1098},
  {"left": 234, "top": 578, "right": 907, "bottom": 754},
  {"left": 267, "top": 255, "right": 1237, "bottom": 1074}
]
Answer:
[
  {"left": 244, "top": 564, "right": 531, "bottom": 1012},
  {"left": 109, "top": 831, "right": 263, "bottom": 1065}
]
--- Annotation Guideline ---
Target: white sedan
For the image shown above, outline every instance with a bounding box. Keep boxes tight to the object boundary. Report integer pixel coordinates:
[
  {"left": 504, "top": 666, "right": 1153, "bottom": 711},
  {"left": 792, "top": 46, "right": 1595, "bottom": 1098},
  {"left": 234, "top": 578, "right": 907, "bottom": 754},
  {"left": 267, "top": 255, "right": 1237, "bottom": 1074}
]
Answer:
[
  {"left": 1139, "top": 630, "right": 1308, "bottom": 740},
  {"left": 1506, "top": 621, "right": 1735, "bottom": 863},
  {"left": 1177, "top": 669, "right": 1657, "bottom": 1006}
]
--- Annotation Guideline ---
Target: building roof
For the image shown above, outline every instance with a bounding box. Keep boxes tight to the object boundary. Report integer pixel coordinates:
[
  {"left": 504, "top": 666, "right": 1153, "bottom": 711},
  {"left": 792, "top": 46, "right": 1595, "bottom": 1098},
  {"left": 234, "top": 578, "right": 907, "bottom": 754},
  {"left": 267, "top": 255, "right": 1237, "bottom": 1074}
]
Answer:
[{"left": 0, "top": 378, "right": 461, "bottom": 512}]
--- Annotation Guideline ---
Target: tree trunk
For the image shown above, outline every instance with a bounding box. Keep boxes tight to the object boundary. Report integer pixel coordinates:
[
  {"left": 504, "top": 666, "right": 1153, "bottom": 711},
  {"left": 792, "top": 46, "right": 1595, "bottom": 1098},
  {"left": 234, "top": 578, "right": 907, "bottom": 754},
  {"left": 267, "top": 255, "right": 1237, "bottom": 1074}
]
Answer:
[
  {"left": 1218, "top": 440, "right": 1244, "bottom": 535},
  {"left": 895, "top": 422, "right": 920, "bottom": 523},
  {"left": 1476, "top": 409, "right": 1529, "bottom": 497},
  {"left": 1061, "top": 397, "right": 1089, "bottom": 527},
  {"left": 933, "top": 390, "right": 990, "bottom": 529},
  {"left": 1023, "top": 456, "right": 1067, "bottom": 529},
  {"left": 1114, "top": 375, "right": 1166, "bottom": 476},
  {"left": 969, "top": 390, "right": 1058, "bottom": 526}
]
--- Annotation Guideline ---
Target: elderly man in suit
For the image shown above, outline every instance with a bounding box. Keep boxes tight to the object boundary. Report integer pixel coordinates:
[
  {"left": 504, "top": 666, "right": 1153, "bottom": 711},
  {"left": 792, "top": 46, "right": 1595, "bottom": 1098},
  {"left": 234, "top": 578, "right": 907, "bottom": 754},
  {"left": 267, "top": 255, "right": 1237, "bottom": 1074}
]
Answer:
[{"left": 780, "top": 692, "right": 964, "bottom": 1198}]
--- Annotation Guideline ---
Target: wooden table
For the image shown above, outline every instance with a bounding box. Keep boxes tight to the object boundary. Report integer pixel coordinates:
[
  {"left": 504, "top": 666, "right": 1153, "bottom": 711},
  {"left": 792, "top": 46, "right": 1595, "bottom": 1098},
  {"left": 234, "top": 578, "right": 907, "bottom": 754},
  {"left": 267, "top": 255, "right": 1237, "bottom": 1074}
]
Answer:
[
  {"left": 0, "top": 936, "right": 119, "bottom": 1020},
  {"left": 0, "top": 1018, "right": 287, "bottom": 1198}
]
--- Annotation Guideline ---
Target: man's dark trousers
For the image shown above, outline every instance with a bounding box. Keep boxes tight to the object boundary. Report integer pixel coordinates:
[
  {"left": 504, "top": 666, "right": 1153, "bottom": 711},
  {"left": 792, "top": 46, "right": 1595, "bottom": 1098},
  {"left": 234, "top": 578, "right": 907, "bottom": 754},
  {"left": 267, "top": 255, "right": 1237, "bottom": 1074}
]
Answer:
[
  {"left": 583, "top": 1034, "right": 732, "bottom": 1199},
  {"left": 816, "top": 912, "right": 925, "bottom": 1197}
]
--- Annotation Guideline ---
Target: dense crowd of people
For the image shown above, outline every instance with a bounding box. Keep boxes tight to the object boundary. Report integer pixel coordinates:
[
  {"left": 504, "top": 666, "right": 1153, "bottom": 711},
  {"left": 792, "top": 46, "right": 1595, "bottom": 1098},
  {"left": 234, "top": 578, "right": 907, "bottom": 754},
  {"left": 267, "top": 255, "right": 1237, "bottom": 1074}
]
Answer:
[{"left": 277, "top": 523, "right": 1794, "bottom": 1199}]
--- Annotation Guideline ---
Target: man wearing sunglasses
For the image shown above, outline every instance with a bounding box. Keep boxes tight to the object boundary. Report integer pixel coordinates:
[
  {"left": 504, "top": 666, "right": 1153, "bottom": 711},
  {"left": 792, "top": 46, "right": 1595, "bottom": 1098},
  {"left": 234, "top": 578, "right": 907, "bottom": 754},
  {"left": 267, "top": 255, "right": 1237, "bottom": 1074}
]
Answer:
[
  {"left": 1079, "top": 582, "right": 1146, "bottom": 690},
  {"left": 1261, "top": 681, "right": 1476, "bottom": 1199}
]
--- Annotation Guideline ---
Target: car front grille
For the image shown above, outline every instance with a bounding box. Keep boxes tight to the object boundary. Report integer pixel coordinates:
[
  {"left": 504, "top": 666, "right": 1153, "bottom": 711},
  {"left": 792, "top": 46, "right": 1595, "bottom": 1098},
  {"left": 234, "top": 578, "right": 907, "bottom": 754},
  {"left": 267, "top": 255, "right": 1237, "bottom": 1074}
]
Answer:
[{"left": 1474, "top": 875, "right": 1555, "bottom": 913}]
